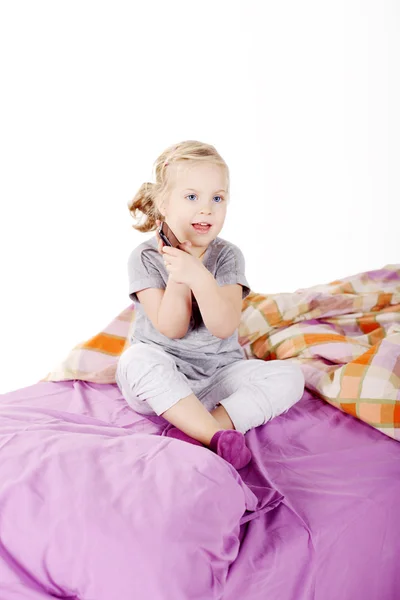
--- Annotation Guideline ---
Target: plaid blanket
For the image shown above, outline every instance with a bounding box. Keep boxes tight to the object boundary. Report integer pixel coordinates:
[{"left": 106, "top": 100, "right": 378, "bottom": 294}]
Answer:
[{"left": 40, "top": 264, "right": 400, "bottom": 442}]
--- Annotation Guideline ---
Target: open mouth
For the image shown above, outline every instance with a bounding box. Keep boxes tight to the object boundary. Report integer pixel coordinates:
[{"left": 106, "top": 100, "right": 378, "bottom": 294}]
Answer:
[{"left": 192, "top": 223, "right": 212, "bottom": 233}]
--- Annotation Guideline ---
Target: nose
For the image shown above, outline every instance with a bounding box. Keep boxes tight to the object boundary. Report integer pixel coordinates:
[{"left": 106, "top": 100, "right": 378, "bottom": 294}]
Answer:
[
  {"left": 195, "top": 197, "right": 216, "bottom": 219},
  {"left": 199, "top": 201, "right": 213, "bottom": 214}
]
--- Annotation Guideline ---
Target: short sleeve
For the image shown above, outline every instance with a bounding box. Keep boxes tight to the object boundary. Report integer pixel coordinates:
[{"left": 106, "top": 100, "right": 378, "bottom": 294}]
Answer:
[
  {"left": 127, "top": 246, "right": 166, "bottom": 303},
  {"left": 215, "top": 243, "right": 251, "bottom": 299}
]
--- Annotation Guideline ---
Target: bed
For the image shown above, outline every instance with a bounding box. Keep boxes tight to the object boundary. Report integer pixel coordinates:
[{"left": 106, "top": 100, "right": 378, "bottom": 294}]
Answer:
[{"left": 1, "top": 264, "right": 399, "bottom": 599}]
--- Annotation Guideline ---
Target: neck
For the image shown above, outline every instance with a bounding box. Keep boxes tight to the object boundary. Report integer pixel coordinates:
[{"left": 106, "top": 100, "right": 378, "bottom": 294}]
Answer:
[{"left": 198, "top": 246, "right": 208, "bottom": 259}]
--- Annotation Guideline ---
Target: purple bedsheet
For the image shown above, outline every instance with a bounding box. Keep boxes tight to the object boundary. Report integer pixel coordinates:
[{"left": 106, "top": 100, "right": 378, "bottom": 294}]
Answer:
[{"left": 0, "top": 380, "right": 399, "bottom": 600}]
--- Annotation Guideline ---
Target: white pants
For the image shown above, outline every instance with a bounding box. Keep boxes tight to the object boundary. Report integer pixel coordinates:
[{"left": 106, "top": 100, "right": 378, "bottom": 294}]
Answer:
[{"left": 115, "top": 342, "right": 305, "bottom": 435}]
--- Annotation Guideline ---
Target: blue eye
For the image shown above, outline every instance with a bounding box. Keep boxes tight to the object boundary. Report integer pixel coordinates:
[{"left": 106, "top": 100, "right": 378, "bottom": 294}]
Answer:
[{"left": 186, "top": 194, "right": 224, "bottom": 203}]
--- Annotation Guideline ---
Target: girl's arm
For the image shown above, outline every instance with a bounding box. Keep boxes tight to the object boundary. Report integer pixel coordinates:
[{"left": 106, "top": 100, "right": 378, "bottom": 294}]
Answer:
[
  {"left": 191, "top": 269, "right": 242, "bottom": 339},
  {"left": 157, "top": 278, "right": 192, "bottom": 339},
  {"left": 152, "top": 220, "right": 192, "bottom": 339}
]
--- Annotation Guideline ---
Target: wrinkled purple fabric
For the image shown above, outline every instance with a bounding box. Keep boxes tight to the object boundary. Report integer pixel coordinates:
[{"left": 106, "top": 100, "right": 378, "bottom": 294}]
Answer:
[{"left": 0, "top": 380, "right": 399, "bottom": 600}]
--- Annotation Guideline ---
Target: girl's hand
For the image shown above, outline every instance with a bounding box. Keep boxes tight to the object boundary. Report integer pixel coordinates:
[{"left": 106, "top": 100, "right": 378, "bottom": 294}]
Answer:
[
  {"left": 155, "top": 219, "right": 193, "bottom": 256},
  {"left": 162, "top": 245, "right": 205, "bottom": 287}
]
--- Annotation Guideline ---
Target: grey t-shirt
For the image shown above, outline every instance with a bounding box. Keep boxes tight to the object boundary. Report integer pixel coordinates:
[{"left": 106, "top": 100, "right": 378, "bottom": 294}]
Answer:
[{"left": 127, "top": 234, "right": 251, "bottom": 381}]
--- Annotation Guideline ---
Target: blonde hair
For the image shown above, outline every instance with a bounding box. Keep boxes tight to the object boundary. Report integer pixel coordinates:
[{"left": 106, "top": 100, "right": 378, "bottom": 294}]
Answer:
[{"left": 128, "top": 140, "right": 230, "bottom": 233}]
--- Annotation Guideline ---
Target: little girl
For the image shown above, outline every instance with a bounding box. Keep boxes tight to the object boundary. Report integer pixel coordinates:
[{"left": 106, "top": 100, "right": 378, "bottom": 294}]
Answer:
[{"left": 115, "top": 140, "right": 305, "bottom": 470}]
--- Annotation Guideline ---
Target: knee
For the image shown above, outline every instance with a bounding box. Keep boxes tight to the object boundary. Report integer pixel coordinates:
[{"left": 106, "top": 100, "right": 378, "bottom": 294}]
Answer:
[
  {"left": 253, "top": 360, "right": 305, "bottom": 418},
  {"left": 117, "top": 342, "right": 174, "bottom": 383},
  {"left": 277, "top": 362, "right": 305, "bottom": 412}
]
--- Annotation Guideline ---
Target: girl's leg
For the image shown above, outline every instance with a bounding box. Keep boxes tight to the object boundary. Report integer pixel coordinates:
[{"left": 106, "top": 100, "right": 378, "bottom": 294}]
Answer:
[
  {"left": 116, "top": 343, "right": 223, "bottom": 445},
  {"left": 162, "top": 395, "right": 251, "bottom": 469},
  {"left": 161, "top": 392, "right": 223, "bottom": 446},
  {"left": 117, "top": 342, "right": 251, "bottom": 467},
  {"left": 199, "top": 359, "right": 305, "bottom": 434},
  {"left": 211, "top": 405, "right": 235, "bottom": 430}
]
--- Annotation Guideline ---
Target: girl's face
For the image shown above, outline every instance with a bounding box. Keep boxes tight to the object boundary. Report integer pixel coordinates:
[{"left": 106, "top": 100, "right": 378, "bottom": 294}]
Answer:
[{"left": 158, "top": 161, "right": 228, "bottom": 256}]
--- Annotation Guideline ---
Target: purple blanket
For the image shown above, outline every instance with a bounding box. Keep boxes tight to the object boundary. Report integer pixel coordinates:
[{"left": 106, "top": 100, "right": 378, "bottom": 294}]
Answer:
[{"left": 1, "top": 381, "right": 399, "bottom": 599}]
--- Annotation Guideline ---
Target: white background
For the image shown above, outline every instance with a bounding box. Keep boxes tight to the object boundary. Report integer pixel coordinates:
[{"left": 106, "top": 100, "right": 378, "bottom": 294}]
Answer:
[{"left": 0, "top": 1, "right": 398, "bottom": 394}]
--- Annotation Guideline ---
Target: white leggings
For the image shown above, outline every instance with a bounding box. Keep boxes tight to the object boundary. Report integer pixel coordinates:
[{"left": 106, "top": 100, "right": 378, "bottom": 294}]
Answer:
[{"left": 115, "top": 342, "right": 305, "bottom": 435}]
